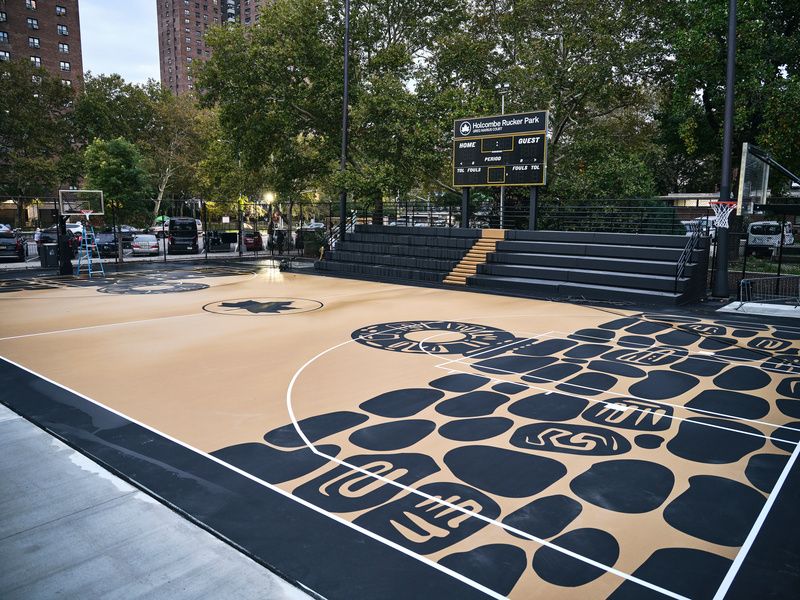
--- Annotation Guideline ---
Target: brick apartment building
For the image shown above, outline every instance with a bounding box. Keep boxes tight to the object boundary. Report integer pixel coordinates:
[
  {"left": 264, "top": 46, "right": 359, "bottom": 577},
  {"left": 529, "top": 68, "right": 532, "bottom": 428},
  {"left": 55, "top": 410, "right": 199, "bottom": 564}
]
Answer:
[
  {"left": 157, "top": 0, "right": 268, "bottom": 95},
  {"left": 0, "top": 0, "right": 83, "bottom": 87}
]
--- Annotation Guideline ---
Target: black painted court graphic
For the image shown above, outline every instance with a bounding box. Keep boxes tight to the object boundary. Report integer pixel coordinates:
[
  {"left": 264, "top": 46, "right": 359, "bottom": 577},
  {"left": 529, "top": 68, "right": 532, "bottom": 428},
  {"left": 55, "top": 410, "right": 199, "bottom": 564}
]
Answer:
[
  {"left": 351, "top": 320, "right": 518, "bottom": 355},
  {"left": 214, "top": 314, "right": 800, "bottom": 599},
  {"left": 98, "top": 280, "right": 210, "bottom": 294},
  {"left": 203, "top": 297, "right": 323, "bottom": 316}
]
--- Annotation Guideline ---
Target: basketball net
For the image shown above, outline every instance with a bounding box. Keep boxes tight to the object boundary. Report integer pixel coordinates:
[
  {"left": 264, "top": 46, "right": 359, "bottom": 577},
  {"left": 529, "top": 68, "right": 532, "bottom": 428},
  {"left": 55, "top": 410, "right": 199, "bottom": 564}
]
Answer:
[{"left": 710, "top": 201, "right": 736, "bottom": 229}]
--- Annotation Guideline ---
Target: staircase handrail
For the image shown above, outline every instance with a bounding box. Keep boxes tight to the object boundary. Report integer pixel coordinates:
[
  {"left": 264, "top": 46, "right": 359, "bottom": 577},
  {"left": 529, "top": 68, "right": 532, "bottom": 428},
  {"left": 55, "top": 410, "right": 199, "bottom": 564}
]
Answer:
[{"left": 674, "top": 226, "right": 701, "bottom": 293}]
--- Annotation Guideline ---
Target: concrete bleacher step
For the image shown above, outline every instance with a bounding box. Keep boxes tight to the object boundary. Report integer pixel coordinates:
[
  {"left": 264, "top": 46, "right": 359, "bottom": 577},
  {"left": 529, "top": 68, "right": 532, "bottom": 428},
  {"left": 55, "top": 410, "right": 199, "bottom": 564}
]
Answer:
[
  {"left": 468, "top": 274, "right": 684, "bottom": 303},
  {"left": 488, "top": 252, "right": 697, "bottom": 277},
  {"left": 495, "top": 240, "right": 696, "bottom": 262},
  {"left": 479, "top": 263, "right": 689, "bottom": 293},
  {"left": 506, "top": 230, "right": 695, "bottom": 248}
]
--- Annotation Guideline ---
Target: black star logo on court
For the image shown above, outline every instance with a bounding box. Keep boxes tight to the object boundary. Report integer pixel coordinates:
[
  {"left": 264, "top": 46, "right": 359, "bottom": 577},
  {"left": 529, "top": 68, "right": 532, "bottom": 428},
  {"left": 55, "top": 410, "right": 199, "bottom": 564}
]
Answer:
[{"left": 218, "top": 300, "right": 299, "bottom": 314}]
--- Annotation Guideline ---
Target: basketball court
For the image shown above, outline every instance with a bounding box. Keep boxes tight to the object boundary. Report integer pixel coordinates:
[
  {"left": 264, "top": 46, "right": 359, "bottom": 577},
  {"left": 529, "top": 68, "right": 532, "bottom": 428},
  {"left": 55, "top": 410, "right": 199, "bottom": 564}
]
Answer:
[{"left": 1, "top": 261, "right": 799, "bottom": 599}]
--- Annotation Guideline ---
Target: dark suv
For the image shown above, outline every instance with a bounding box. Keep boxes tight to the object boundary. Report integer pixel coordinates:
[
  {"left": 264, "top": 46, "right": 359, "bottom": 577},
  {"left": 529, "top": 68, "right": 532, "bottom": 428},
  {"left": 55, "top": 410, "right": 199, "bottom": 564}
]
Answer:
[{"left": 168, "top": 217, "right": 201, "bottom": 254}]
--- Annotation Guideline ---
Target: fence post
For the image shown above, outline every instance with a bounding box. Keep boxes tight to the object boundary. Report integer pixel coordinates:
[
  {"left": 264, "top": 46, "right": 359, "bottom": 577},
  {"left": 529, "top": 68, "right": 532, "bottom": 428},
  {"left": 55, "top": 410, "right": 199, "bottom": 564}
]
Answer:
[
  {"left": 776, "top": 213, "right": 786, "bottom": 295},
  {"left": 203, "top": 201, "right": 208, "bottom": 261}
]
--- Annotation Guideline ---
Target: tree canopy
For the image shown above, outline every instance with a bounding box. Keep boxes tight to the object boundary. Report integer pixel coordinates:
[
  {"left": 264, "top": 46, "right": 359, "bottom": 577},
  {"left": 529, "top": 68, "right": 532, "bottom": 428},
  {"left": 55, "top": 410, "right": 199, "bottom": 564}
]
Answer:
[{"left": 4, "top": 0, "right": 800, "bottom": 228}]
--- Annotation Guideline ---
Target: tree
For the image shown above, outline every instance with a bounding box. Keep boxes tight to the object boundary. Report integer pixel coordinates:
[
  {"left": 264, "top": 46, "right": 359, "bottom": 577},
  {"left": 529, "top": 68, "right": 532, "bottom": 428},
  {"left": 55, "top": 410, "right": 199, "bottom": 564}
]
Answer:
[
  {"left": 83, "top": 138, "right": 152, "bottom": 227},
  {"left": 0, "top": 60, "right": 76, "bottom": 226},
  {"left": 74, "top": 75, "right": 208, "bottom": 223},
  {"left": 72, "top": 74, "right": 156, "bottom": 146},
  {"left": 659, "top": 0, "right": 800, "bottom": 192},
  {"left": 140, "top": 89, "right": 206, "bottom": 223}
]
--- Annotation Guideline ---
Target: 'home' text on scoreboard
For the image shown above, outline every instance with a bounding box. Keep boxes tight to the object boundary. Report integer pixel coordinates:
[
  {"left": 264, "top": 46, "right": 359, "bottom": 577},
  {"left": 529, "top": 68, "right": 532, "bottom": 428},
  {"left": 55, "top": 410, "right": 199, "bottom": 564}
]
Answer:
[{"left": 453, "top": 111, "right": 548, "bottom": 187}]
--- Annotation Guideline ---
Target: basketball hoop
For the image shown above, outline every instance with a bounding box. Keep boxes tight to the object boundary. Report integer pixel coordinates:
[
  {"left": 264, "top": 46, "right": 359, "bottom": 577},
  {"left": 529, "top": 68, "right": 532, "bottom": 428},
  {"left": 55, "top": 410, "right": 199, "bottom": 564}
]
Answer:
[
  {"left": 80, "top": 209, "right": 93, "bottom": 219},
  {"left": 709, "top": 200, "right": 737, "bottom": 229}
]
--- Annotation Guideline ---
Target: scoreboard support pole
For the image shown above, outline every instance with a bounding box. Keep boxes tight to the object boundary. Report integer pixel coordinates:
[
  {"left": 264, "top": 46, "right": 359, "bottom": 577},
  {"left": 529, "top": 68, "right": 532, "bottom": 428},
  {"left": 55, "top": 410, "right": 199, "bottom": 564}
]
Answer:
[
  {"left": 461, "top": 187, "right": 470, "bottom": 228},
  {"left": 529, "top": 187, "right": 538, "bottom": 231}
]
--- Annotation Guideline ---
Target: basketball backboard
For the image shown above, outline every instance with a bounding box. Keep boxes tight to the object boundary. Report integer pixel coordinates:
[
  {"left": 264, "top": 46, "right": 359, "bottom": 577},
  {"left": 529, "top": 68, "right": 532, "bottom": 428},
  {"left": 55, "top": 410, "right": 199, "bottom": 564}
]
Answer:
[
  {"left": 58, "top": 190, "right": 105, "bottom": 216},
  {"left": 737, "top": 143, "right": 769, "bottom": 216}
]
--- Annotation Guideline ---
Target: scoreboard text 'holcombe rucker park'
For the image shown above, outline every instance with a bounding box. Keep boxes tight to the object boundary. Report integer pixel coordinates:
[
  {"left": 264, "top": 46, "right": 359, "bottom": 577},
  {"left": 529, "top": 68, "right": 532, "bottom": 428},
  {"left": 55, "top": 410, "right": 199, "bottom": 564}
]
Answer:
[{"left": 453, "top": 111, "right": 549, "bottom": 187}]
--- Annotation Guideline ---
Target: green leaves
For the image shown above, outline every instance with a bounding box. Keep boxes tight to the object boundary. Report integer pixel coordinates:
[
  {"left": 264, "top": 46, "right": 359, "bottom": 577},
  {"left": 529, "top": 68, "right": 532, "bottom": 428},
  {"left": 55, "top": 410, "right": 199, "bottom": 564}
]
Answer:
[{"left": 84, "top": 138, "right": 151, "bottom": 225}]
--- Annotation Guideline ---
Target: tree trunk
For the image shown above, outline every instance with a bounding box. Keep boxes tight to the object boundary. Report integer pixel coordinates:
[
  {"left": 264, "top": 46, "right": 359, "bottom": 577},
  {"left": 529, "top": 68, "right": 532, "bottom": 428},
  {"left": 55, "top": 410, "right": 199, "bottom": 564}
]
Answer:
[
  {"left": 372, "top": 195, "right": 383, "bottom": 225},
  {"left": 14, "top": 199, "right": 25, "bottom": 228},
  {"left": 152, "top": 167, "right": 173, "bottom": 226}
]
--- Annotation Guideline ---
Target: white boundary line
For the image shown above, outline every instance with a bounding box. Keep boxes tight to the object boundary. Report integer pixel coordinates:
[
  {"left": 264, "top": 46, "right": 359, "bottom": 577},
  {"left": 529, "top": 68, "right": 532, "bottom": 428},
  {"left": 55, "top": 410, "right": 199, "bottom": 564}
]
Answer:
[
  {"left": 286, "top": 329, "right": 691, "bottom": 600},
  {"left": 712, "top": 441, "right": 800, "bottom": 599},
  {"left": 0, "top": 355, "right": 504, "bottom": 600},
  {"left": 0, "top": 313, "right": 203, "bottom": 342}
]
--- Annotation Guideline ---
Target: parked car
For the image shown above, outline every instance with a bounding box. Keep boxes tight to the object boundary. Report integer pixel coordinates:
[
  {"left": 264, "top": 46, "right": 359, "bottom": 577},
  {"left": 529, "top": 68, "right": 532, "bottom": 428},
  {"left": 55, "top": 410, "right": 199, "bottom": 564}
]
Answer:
[
  {"left": 150, "top": 223, "right": 169, "bottom": 238},
  {"left": 39, "top": 226, "right": 79, "bottom": 257},
  {"left": 168, "top": 217, "right": 201, "bottom": 254},
  {"left": 747, "top": 221, "right": 795, "bottom": 257},
  {"left": 243, "top": 231, "right": 264, "bottom": 251},
  {"left": 681, "top": 216, "right": 716, "bottom": 239},
  {"left": 0, "top": 230, "right": 24, "bottom": 261},
  {"left": 131, "top": 233, "right": 160, "bottom": 256},
  {"left": 206, "top": 231, "right": 231, "bottom": 252},
  {"left": 95, "top": 232, "right": 119, "bottom": 258}
]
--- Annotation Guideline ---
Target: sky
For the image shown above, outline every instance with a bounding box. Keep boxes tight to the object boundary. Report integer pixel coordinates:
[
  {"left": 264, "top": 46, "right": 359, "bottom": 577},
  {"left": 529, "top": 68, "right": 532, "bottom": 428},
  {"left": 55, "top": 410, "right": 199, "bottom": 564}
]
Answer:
[{"left": 80, "top": 0, "right": 160, "bottom": 84}]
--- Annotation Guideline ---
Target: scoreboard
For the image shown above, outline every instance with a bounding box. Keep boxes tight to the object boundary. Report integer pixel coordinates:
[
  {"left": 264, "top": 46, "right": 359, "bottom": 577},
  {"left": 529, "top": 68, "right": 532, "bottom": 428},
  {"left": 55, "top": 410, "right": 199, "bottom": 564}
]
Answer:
[{"left": 452, "top": 111, "right": 548, "bottom": 187}]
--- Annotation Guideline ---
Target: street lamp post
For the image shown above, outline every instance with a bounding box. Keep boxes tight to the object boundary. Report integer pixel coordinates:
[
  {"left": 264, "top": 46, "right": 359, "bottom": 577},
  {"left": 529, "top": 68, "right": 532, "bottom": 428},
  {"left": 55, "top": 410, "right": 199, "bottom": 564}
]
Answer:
[
  {"left": 713, "top": 0, "right": 737, "bottom": 298},
  {"left": 495, "top": 83, "right": 510, "bottom": 229},
  {"left": 338, "top": 0, "right": 351, "bottom": 242}
]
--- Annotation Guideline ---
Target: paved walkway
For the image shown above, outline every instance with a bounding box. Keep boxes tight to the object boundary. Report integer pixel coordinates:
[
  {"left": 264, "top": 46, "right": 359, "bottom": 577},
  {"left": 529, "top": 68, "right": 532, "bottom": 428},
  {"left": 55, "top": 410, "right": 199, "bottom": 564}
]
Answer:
[{"left": 0, "top": 405, "right": 313, "bottom": 600}]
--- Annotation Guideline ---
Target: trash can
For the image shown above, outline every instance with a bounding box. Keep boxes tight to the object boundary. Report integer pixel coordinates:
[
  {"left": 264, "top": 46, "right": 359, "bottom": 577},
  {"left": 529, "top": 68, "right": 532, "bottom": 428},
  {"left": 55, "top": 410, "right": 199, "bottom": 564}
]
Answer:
[{"left": 39, "top": 243, "right": 58, "bottom": 268}]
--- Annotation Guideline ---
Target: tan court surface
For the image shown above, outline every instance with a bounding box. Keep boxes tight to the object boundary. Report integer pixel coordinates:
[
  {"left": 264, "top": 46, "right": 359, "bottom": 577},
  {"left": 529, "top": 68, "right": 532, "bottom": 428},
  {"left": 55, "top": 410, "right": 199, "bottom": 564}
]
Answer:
[{"left": 1, "top": 263, "right": 799, "bottom": 600}]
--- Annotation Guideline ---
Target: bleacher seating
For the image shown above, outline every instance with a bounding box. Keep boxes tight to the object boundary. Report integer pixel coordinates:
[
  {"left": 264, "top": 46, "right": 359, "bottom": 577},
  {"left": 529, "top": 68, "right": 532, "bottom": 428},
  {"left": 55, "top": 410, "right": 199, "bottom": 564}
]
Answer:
[
  {"left": 469, "top": 231, "right": 709, "bottom": 304},
  {"left": 315, "top": 225, "right": 481, "bottom": 283}
]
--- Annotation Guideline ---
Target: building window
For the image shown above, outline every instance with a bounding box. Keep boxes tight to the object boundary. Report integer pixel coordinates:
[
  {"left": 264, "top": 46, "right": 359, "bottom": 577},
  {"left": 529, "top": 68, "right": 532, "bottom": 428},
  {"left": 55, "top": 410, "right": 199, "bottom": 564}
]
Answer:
[
  {"left": 60, "top": 61, "right": 70, "bottom": 71},
  {"left": 28, "top": 18, "right": 40, "bottom": 30},
  {"left": 26, "top": 0, "right": 38, "bottom": 9},
  {"left": 28, "top": 36, "right": 40, "bottom": 48},
  {"left": 0, "top": 51, "right": 9, "bottom": 61},
  {"left": 56, "top": 5, "right": 67, "bottom": 16},
  {"left": 0, "top": 32, "right": 7, "bottom": 44},
  {"left": 62, "top": 79, "right": 71, "bottom": 86},
  {"left": 57, "top": 24, "right": 69, "bottom": 35},
  {"left": 58, "top": 42, "right": 69, "bottom": 53},
  {"left": 0, "top": 13, "right": 6, "bottom": 23},
  {"left": 31, "top": 56, "right": 41, "bottom": 67}
]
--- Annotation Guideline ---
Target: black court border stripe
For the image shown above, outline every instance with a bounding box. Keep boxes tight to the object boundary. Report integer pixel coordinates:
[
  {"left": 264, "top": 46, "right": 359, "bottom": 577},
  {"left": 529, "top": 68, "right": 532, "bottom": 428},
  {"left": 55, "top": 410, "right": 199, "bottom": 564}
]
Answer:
[
  {"left": 1, "top": 356, "right": 799, "bottom": 599},
  {"left": 0, "top": 358, "right": 489, "bottom": 600}
]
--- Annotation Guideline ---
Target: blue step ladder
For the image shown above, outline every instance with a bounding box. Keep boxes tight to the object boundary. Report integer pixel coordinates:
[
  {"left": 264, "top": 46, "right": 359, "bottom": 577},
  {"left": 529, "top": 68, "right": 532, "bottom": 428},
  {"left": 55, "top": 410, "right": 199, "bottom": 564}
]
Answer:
[{"left": 74, "top": 220, "right": 105, "bottom": 278}]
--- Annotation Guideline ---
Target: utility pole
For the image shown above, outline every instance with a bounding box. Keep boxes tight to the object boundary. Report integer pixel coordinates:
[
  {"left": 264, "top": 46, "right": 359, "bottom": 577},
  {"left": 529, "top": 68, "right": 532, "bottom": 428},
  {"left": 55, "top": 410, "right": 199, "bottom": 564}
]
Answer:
[
  {"left": 712, "top": 0, "right": 737, "bottom": 298},
  {"left": 495, "top": 83, "right": 510, "bottom": 229},
  {"left": 338, "top": 0, "right": 351, "bottom": 242}
]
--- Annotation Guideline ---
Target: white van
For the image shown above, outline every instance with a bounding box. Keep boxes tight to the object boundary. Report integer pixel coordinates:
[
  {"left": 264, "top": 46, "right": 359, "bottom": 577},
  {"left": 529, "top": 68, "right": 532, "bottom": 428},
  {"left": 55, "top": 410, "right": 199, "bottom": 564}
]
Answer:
[{"left": 747, "top": 221, "right": 794, "bottom": 256}]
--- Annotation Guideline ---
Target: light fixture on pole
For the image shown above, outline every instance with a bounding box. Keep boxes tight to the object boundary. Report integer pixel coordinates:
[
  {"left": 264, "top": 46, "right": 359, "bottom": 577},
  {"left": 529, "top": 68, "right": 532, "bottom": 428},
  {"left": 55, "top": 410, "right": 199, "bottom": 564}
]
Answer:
[{"left": 495, "top": 83, "right": 510, "bottom": 229}]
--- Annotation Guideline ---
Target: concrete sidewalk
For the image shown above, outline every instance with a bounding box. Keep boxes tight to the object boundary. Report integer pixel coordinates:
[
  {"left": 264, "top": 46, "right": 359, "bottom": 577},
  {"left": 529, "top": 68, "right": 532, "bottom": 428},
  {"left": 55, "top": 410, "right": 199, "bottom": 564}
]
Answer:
[{"left": 0, "top": 404, "right": 314, "bottom": 600}]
